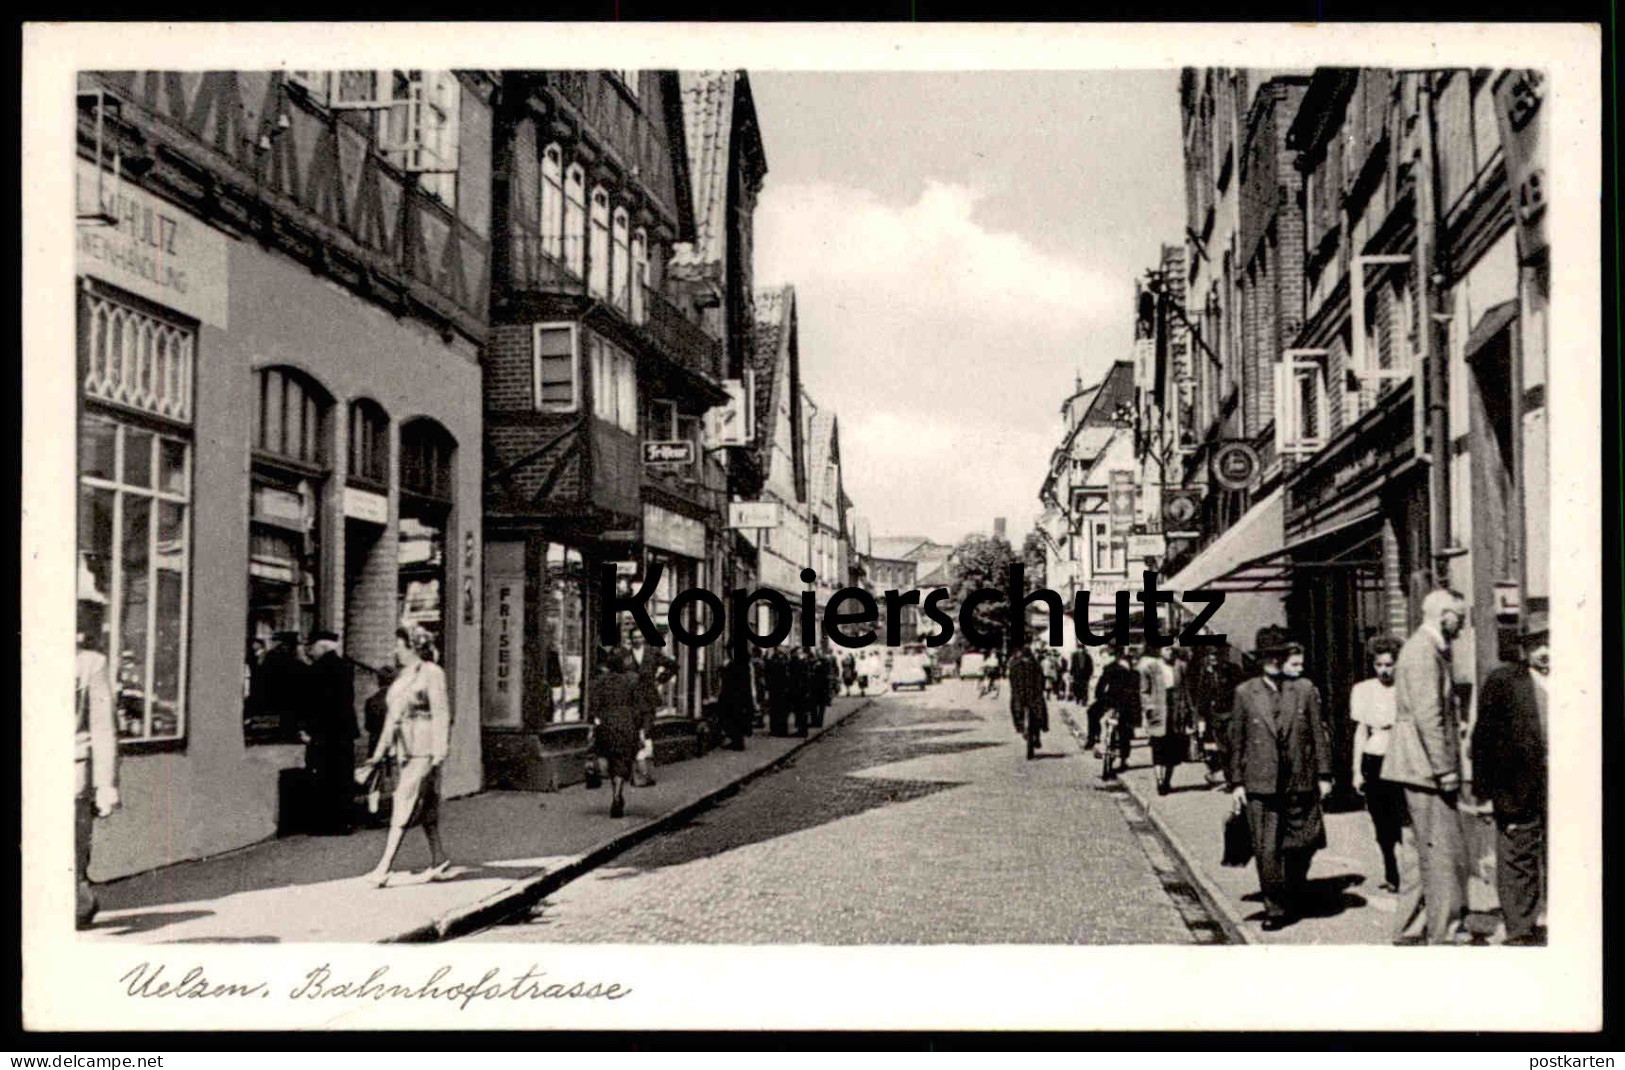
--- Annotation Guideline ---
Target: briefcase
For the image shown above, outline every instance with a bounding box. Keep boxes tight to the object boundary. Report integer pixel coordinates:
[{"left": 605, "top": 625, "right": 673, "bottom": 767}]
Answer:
[{"left": 1221, "top": 808, "right": 1253, "bottom": 867}]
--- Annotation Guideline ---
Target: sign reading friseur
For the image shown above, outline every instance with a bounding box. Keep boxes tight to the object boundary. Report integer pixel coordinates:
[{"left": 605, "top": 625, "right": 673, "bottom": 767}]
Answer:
[{"left": 75, "top": 159, "right": 231, "bottom": 329}]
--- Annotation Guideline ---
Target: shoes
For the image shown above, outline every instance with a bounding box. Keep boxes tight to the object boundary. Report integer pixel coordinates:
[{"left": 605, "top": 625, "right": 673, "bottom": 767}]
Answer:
[
  {"left": 368, "top": 869, "right": 391, "bottom": 889},
  {"left": 1156, "top": 781, "right": 1170, "bottom": 796},
  {"left": 610, "top": 797, "right": 625, "bottom": 819},
  {"left": 1261, "top": 915, "right": 1295, "bottom": 932},
  {"left": 1391, "top": 934, "right": 1426, "bottom": 946},
  {"left": 424, "top": 860, "right": 453, "bottom": 883}
]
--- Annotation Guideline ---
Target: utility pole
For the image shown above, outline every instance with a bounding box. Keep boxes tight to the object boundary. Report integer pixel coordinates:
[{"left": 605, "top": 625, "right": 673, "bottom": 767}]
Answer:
[{"left": 1414, "top": 71, "right": 1455, "bottom": 589}]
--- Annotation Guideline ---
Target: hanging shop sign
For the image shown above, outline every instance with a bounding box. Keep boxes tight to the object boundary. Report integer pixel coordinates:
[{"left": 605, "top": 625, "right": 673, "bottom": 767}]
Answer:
[
  {"left": 343, "top": 486, "right": 389, "bottom": 526},
  {"left": 75, "top": 159, "right": 230, "bottom": 329},
  {"left": 1211, "top": 441, "right": 1260, "bottom": 491},
  {"left": 643, "top": 440, "right": 695, "bottom": 466},
  {"left": 481, "top": 542, "right": 525, "bottom": 729},
  {"left": 643, "top": 503, "right": 706, "bottom": 559},
  {"left": 1162, "top": 487, "right": 1203, "bottom": 536},
  {"left": 706, "top": 378, "right": 754, "bottom": 447},
  {"left": 1128, "top": 533, "right": 1167, "bottom": 562},
  {"left": 1108, "top": 470, "right": 1136, "bottom": 537},
  {"left": 728, "top": 501, "right": 782, "bottom": 530},
  {"left": 1493, "top": 69, "right": 1548, "bottom": 262}
]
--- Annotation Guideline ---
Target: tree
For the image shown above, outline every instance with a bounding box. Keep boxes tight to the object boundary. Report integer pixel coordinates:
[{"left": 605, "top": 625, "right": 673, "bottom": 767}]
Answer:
[
  {"left": 1020, "top": 529, "right": 1047, "bottom": 592},
  {"left": 945, "top": 533, "right": 1026, "bottom": 654}
]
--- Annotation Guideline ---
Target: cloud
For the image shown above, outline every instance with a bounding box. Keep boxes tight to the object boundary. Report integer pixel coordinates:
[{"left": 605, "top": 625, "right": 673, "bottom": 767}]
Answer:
[
  {"left": 754, "top": 180, "right": 1133, "bottom": 544},
  {"left": 756, "top": 180, "right": 1120, "bottom": 325}
]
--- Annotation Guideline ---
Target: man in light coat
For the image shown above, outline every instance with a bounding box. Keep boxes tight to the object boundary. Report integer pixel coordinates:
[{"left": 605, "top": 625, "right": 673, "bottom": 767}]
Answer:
[
  {"left": 1383, "top": 588, "right": 1472, "bottom": 945},
  {"left": 76, "top": 598, "right": 120, "bottom": 929}
]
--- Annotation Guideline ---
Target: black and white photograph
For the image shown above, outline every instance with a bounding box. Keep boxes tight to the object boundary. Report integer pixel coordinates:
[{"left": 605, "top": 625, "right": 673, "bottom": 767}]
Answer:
[{"left": 21, "top": 21, "right": 1603, "bottom": 1033}]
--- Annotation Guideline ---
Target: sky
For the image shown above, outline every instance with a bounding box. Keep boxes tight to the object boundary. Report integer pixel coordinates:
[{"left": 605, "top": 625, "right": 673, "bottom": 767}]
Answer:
[{"left": 748, "top": 71, "right": 1185, "bottom": 548}]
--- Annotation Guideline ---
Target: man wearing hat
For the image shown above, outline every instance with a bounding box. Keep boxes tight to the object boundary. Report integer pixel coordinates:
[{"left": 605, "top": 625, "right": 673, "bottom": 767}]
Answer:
[
  {"left": 303, "top": 629, "right": 358, "bottom": 834},
  {"left": 1227, "top": 629, "right": 1333, "bottom": 931},
  {"left": 1470, "top": 610, "right": 1549, "bottom": 945}
]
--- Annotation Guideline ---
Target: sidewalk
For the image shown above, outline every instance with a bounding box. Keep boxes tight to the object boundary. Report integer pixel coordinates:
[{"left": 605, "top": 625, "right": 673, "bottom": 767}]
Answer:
[
  {"left": 1053, "top": 702, "right": 1504, "bottom": 945},
  {"left": 85, "top": 696, "right": 872, "bottom": 945}
]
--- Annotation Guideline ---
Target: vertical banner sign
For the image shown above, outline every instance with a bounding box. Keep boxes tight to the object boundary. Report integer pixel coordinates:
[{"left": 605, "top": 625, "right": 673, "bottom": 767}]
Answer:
[
  {"left": 481, "top": 541, "right": 525, "bottom": 728},
  {"left": 1109, "top": 470, "right": 1136, "bottom": 537},
  {"left": 1493, "top": 70, "right": 1548, "bottom": 262}
]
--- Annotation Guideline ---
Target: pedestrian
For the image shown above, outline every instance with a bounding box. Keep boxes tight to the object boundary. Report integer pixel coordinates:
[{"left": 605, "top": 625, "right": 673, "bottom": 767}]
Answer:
[
  {"left": 257, "top": 631, "right": 311, "bottom": 741},
  {"left": 627, "top": 628, "right": 678, "bottom": 714},
  {"left": 75, "top": 597, "right": 120, "bottom": 930},
  {"left": 1093, "top": 645, "right": 1140, "bottom": 771},
  {"left": 719, "top": 647, "right": 755, "bottom": 751},
  {"left": 790, "top": 647, "right": 813, "bottom": 737},
  {"left": 1350, "top": 635, "right": 1405, "bottom": 893},
  {"left": 302, "top": 629, "right": 358, "bottom": 835},
  {"left": 1144, "top": 644, "right": 1188, "bottom": 795},
  {"left": 983, "top": 649, "right": 1003, "bottom": 699},
  {"left": 1228, "top": 635, "right": 1333, "bottom": 931},
  {"left": 764, "top": 649, "right": 791, "bottom": 736},
  {"left": 362, "top": 626, "right": 455, "bottom": 888},
  {"left": 1383, "top": 589, "right": 1472, "bottom": 946},
  {"left": 1069, "top": 646, "right": 1094, "bottom": 706},
  {"left": 589, "top": 647, "right": 651, "bottom": 818},
  {"left": 1470, "top": 610, "right": 1549, "bottom": 946},
  {"left": 1041, "top": 649, "right": 1058, "bottom": 698},
  {"left": 818, "top": 649, "right": 839, "bottom": 726},
  {"left": 1005, "top": 640, "right": 1047, "bottom": 758},
  {"left": 749, "top": 650, "right": 767, "bottom": 731}
]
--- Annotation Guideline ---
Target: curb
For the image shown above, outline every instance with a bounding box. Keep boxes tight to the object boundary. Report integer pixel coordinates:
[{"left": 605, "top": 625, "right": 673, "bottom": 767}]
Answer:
[
  {"left": 1052, "top": 704, "right": 1253, "bottom": 946},
  {"left": 382, "top": 696, "right": 877, "bottom": 944}
]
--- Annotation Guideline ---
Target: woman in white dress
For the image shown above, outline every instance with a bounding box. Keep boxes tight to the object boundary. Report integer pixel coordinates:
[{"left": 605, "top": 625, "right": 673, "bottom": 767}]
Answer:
[{"left": 362, "top": 626, "right": 453, "bottom": 887}]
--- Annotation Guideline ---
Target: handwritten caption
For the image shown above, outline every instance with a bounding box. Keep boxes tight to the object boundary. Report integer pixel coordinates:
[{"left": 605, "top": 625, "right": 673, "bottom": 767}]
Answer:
[{"left": 121, "top": 962, "right": 631, "bottom": 1012}]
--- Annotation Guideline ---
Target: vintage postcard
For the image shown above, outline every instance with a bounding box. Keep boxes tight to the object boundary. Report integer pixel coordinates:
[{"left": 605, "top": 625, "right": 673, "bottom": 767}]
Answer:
[{"left": 20, "top": 21, "right": 1602, "bottom": 1033}]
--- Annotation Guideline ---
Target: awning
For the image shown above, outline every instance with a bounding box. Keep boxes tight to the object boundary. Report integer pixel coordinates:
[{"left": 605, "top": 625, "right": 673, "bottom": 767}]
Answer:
[{"left": 1166, "top": 488, "right": 1287, "bottom": 593}]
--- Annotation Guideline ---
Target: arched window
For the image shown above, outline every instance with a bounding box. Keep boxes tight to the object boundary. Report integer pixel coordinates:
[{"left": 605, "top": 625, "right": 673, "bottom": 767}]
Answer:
[
  {"left": 563, "top": 164, "right": 586, "bottom": 278},
  {"left": 254, "top": 366, "right": 331, "bottom": 468},
  {"left": 246, "top": 367, "right": 334, "bottom": 743},
  {"left": 540, "top": 144, "right": 564, "bottom": 261},
  {"left": 398, "top": 419, "right": 457, "bottom": 659},
  {"left": 348, "top": 398, "right": 390, "bottom": 488},
  {"left": 588, "top": 186, "right": 611, "bottom": 300},
  {"left": 611, "top": 205, "right": 631, "bottom": 313}
]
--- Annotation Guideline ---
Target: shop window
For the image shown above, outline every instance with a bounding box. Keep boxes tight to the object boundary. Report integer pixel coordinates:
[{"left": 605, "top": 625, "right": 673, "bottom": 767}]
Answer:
[
  {"left": 1091, "top": 518, "right": 1126, "bottom": 575},
  {"left": 77, "top": 287, "right": 195, "bottom": 747},
  {"left": 631, "top": 228, "right": 648, "bottom": 324},
  {"left": 399, "top": 419, "right": 457, "bottom": 661},
  {"left": 588, "top": 186, "right": 611, "bottom": 300},
  {"left": 541, "top": 543, "right": 587, "bottom": 722},
  {"left": 348, "top": 398, "right": 390, "bottom": 489},
  {"left": 533, "top": 322, "right": 580, "bottom": 412},
  {"left": 589, "top": 332, "right": 638, "bottom": 434},
  {"left": 563, "top": 164, "right": 587, "bottom": 278},
  {"left": 612, "top": 206, "right": 632, "bottom": 314},
  {"left": 246, "top": 367, "right": 332, "bottom": 744},
  {"left": 540, "top": 144, "right": 564, "bottom": 261}
]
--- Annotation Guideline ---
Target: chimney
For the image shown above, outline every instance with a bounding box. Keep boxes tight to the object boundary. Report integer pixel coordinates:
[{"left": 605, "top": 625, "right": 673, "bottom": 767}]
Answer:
[{"left": 994, "top": 517, "right": 1007, "bottom": 541}]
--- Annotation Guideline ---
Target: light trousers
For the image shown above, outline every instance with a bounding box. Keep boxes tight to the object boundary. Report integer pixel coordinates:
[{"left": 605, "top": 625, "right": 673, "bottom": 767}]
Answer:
[{"left": 1393, "top": 785, "right": 1469, "bottom": 944}]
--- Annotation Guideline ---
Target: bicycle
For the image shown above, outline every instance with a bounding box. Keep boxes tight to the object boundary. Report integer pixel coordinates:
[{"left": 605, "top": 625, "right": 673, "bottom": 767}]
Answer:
[{"left": 1098, "top": 706, "right": 1122, "bottom": 781}]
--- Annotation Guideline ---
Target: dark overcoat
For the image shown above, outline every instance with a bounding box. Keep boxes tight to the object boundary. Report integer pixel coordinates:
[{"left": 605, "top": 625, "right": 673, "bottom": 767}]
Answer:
[
  {"left": 594, "top": 670, "right": 648, "bottom": 780},
  {"left": 1094, "top": 661, "right": 1142, "bottom": 730},
  {"left": 1470, "top": 664, "right": 1546, "bottom": 822},
  {"left": 1008, "top": 650, "right": 1049, "bottom": 733},
  {"left": 1227, "top": 675, "right": 1332, "bottom": 796}
]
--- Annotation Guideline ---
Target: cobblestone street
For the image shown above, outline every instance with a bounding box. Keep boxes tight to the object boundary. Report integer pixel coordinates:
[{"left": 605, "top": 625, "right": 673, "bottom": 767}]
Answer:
[{"left": 467, "top": 679, "right": 1218, "bottom": 944}]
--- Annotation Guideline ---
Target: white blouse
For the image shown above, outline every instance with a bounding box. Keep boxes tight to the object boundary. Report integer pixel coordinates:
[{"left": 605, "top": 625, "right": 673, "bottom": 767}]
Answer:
[{"left": 1350, "top": 678, "right": 1398, "bottom": 756}]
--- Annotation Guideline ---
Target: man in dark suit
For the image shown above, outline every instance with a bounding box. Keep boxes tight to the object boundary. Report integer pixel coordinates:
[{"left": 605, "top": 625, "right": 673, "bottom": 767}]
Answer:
[
  {"left": 1228, "top": 636, "right": 1333, "bottom": 931},
  {"left": 1007, "top": 638, "right": 1049, "bottom": 759},
  {"left": 1069, "top": 647, "right": 1094, "bottom": 707},
  {"left": 764, "top": 649, "right": 791, "bottom": 736},
  {"left": 1471, "top": 611, "right": 1549, "bottom": 945},
  {"left": 303, "top": 629, "right": 358, "bottom": 835}
]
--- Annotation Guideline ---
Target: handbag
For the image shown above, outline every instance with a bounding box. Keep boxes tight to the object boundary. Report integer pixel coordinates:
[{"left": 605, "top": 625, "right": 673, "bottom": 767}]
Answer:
[
  {"left": 355, "top": 756, "right": 393, "bottom": 814},
  {"left": 1221, "top": 807, "right": 1253, "bottom": 867},
  {"left": 633, "top": 734, "right": 656, "bottom": 786}
]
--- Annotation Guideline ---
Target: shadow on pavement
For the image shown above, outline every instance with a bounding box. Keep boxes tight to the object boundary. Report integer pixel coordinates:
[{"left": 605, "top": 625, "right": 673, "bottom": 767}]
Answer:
[{"left": 88, "top": 909, "right": 216, "bottom": 937}]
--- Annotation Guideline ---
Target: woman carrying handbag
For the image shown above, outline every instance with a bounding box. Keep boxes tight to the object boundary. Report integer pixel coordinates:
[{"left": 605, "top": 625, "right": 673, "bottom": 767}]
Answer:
[{"left": 361, "top": 626, "right": 455, "bottom": 888}]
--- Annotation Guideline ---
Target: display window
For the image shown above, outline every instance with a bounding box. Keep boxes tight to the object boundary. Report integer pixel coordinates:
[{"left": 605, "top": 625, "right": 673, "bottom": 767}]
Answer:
[
  {"left": 76, "top": 284, "right": 195, "bottom": 745},
  {"left": 541, "top": 543, "right": 587, "bottom": 722},
  {"left": 398, "top": 419, "right": 456, "bottom": 664}
]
